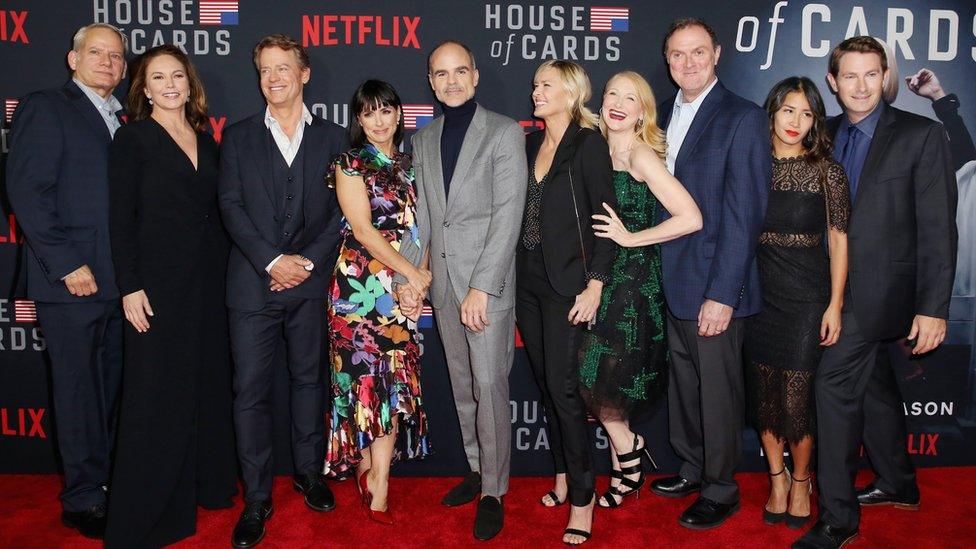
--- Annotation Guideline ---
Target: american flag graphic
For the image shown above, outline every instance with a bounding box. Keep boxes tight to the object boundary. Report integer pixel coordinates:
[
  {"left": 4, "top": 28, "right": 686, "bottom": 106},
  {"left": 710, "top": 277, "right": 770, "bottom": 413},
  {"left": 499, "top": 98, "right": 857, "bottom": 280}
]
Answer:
[
  {"left": 590, "top": 7, "right": 629, "bottom": 32},
  {"left": 5, "top": 99, "right": 18, "bottom": 123},
  {"left": 402, "top": 104, "right": 435, "bottom": 130},
  {"left": 199, "top": 0, "right": 239, "bottom": 26},
  {"left": 419, "top": 305, "right": 434, "bottom": 329},
  {"left": 13, "top": 300, "right": 37, "bottom": 323}
]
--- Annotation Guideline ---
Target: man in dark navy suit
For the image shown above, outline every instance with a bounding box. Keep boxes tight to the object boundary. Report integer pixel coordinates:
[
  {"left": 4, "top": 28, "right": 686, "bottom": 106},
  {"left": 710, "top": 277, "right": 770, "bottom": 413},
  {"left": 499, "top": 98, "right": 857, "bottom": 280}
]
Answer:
[
  {"left": 648, "top": 18, "right": 771, "bottom": 530},
  {"left": 5, "top": 23, "right": 128, "bottom": 540},
  {"left": 218, "top": 34, "right": 347, "bottom": 549}
]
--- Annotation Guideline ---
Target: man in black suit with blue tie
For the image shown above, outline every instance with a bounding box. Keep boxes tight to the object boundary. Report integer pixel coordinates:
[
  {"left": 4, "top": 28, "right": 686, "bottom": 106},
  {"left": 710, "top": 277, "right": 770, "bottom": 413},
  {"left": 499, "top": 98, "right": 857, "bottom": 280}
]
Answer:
[
  {"left": 219, "top": 34, "right": 348, "bottom": 549},
  {"left": 6, "top": 23, "right": 128, "bottom": 540}
]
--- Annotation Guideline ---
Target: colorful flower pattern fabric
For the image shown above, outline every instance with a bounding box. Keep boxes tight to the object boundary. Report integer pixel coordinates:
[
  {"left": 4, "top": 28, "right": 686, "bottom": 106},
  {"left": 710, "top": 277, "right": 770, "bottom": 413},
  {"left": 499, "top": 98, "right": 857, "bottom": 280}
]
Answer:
[{"left": 326, "top": 145, "right": 429, "bottom": 474}]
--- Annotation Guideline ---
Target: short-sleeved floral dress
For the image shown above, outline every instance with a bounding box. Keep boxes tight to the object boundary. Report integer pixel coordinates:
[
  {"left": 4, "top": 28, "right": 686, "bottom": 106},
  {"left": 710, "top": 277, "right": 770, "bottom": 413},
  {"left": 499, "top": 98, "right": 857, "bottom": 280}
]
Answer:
[{"left": 326, "top": 144, "right": 430, "bottom": 474}]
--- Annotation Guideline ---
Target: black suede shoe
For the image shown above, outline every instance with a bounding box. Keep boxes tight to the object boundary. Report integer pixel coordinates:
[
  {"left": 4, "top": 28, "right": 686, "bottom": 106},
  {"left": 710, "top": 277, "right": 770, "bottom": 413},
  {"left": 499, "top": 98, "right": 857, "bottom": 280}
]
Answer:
[
  {"left": 232, "top": 499, "right": 273, "bottom": 549},
  {"left": 649, "top": 475, "right": 701, "bottom": 498},
  {"left": 473, "top": 495, "right": 504, "bottom": 540},
  {"left": 856, "top": 483, "right": 920, "bottom": 509},
  {"left": 678, "top": 496, "right": 740, "bottom": 530},
  {"left": 442, "top": 471, "right": 482, "bottom": 507},
  {"left": 61, "top": 503, "right": 107, "bottom": 539},
  {"left": 293, "top": 472, "right": 336, "bottom": 512},
  {"left": 791, "top": 520, "right": 858, "bottom": 548}
]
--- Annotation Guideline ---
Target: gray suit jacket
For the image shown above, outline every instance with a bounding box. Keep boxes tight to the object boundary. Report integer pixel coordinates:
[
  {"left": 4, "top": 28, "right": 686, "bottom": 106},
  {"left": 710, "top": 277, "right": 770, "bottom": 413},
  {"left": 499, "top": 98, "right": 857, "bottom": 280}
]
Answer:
[{"left": 400, "top": 104, "right": 527, "bottom": 311}]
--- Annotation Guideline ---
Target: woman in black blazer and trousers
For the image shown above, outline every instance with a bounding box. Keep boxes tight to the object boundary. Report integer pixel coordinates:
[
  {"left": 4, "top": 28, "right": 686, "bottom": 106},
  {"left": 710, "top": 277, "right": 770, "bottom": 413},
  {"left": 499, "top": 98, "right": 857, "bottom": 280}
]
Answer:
[{"left": 517, "top": 60, "right": 617, "bottom": 545}]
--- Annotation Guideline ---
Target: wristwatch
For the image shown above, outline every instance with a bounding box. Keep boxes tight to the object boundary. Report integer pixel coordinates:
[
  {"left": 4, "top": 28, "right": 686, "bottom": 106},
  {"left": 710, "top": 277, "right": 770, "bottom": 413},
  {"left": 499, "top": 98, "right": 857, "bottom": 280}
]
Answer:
[{"left": 299, "top": 255, "right": 315, "bottom": 272}]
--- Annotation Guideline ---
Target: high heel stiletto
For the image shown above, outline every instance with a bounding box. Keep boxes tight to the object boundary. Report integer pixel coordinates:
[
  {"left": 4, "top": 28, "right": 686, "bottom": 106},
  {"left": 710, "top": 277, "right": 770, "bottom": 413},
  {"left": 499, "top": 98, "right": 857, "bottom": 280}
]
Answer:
[
  {"left": 598, "top": 433, "right": 656, "bottom": 508},
  {"left": 358, "top": 469, "right": 394, "bottom": 525},
  {"left": 763, "top": 467, "right": 792, "bottom": 525},
  {"left": 786, "top": 475, "right": 813, "bottom": 529}
]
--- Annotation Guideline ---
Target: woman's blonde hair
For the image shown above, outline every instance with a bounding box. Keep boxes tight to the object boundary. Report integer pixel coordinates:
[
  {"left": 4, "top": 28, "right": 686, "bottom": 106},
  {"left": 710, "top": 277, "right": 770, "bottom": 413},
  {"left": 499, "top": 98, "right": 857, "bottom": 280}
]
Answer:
[
  {"left": 534, "top": 60, "right": 599, "bottom": 130},
  {"left": 600, "top": 71, "right": 667, "bottom": 160}
]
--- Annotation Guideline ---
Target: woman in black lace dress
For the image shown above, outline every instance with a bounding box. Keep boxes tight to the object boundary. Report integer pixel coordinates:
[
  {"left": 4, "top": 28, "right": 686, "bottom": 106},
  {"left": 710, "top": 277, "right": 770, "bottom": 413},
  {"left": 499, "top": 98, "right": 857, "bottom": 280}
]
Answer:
[{"left": 746, "top": 77, "right": 850, "bottom": 529}]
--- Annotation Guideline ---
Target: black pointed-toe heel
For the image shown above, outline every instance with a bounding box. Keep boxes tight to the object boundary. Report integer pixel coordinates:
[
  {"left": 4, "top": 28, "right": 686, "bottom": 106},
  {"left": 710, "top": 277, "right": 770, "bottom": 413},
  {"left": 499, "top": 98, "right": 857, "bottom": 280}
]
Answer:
[
  {"left": 785, "top": 475, "right": 813, "bottom": 529},
  {"left": 763, "top": 467, "right": 792, "bottom": 525}
]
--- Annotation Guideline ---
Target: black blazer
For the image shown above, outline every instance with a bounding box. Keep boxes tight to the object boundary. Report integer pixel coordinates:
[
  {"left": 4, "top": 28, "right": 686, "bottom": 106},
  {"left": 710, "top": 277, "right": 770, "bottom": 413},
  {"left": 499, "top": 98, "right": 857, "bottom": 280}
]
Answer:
[
  {"left": 218, "top": 111, "right": 348, "bottom": 311},
  {"left": 6, "top": 80, "right": 121, "bottom": 303},
  {"left": 525, "top": 123, "right": 617, "bottom": 297},
  {"left": 828, "top": 103, "right": 957, "bottom": 341}
]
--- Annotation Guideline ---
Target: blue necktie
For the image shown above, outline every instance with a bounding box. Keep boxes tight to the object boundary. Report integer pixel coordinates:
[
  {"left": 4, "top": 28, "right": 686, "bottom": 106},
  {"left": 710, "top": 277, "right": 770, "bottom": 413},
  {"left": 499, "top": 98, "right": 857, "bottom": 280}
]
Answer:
[{"left": 839, "top": 125, "right": 862, "bottom": 201}]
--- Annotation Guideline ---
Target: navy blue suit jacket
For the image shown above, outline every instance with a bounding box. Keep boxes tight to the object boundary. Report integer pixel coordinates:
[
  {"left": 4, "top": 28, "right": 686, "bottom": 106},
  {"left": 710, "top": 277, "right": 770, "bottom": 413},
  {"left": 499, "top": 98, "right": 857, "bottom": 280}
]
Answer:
[
  {"left": 657, "top": 81, "right": 771, "bottom": 320},
  {"left": 6, "top": 80, "right": 120, "bottom": 303},
  {"left": 218, "top": 111, "right": 347, "bottom": 311}
]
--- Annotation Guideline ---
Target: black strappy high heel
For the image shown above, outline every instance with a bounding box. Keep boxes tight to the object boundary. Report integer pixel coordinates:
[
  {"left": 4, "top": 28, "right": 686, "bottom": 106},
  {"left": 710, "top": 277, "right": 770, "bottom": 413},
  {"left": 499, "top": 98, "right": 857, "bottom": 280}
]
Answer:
[
  {"left": 598, "top": 433, "right": 657, "bottom": 508},
  {"left": 763, "top": 467, "right": 792, "bottom": 525},
  {"left": 786, "top": 475, "right": 813, "bottom": 529}
]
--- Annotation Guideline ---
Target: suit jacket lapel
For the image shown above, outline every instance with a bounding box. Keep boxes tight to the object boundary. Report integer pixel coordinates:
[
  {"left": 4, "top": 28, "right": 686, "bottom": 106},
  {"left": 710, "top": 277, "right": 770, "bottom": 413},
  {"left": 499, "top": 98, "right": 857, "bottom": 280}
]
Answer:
[
  {"left": 541, "top": 121, "right": 582, "bottom": 200},
  {"left": 246, "top": 114, "right": 277, "bottom": 207},
  {"left": 423, "top": 116, "right": 448, "bottom": 214},
  {"left": 674, "top": 83, "right": 726, "bottom": 172},
  {"left": 64, "top": 81, "right": 112, "bottom": 144},
  {"left": 446, "top": 106, "right": 488, "bottom": 213}
]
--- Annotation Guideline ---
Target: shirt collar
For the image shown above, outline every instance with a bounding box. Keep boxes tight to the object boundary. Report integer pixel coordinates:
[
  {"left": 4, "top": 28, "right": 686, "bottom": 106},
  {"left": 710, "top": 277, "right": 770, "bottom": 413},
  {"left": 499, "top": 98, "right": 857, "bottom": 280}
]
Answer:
[
  {"left": 264, "top": 103, "right": 313, "bottom": 130},
  {"left": 674, "top": 77, "right": 719, "bottom": 114},
  {"left": 840, "top": 101, "right": 884, "bottom": 139},
  {"left": 72, "top": 78, "right": 122, "bottom": 114}
]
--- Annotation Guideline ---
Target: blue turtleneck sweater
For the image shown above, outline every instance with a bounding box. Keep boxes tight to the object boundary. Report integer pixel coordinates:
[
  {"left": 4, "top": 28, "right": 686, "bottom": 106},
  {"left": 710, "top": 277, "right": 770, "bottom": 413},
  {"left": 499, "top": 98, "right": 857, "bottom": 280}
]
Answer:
[{"left": 440, "top": 98, "right": 477, "bottom": 198}]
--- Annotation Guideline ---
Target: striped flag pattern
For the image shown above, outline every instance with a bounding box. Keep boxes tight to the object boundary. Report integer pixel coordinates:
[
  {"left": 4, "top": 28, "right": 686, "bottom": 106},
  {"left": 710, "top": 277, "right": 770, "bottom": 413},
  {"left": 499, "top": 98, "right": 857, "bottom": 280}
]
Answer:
[
  {"left": 199, "top": 0, "right": 239, "bottom": 26},
  {"left": 590, "top": 7, "right": 629, "bottom": 32},
  {"left": 5, "top": 99, "right": 18, "bottom": 123},
  {"left": 402, "top": 104, "right": 435, "bottom": 130},
  {"left": 419, "top": 305, "right": 434, "bottom": 329},
  {"left": 14, "top": 300, "right": 37, "bottom": 323}
]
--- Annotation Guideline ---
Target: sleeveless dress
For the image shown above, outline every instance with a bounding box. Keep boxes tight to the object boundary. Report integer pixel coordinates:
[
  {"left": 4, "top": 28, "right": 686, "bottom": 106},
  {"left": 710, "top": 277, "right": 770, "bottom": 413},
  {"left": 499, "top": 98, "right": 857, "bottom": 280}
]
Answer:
[
  {"left": 579, "top": 170, "right": 668, "bottom": 418},
  {"left": 745, "top": 156, "right": 850, "bottom": 443},
  {"left": 326, "top": 145, "right": 430, "bottom": 474}
]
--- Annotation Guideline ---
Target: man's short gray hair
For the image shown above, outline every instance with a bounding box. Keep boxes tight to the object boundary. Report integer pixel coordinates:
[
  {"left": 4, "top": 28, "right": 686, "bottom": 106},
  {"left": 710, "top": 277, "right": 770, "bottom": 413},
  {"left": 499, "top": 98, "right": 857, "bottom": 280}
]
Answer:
[{"left": 72, "top": 23, "right": 128, "bottom": 53}]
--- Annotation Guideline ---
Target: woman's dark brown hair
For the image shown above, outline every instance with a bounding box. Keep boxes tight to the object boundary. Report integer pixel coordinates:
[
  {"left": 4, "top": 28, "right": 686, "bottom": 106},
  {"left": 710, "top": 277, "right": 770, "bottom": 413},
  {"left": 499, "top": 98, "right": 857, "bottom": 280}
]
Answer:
[
  {"left": 763, "top": 76, "right": 833, "bottom": 164},
  {"left": 349, "top": 79, "right": 404, "bottom": 149},
  {"left": 127, "top": 45, "right": 209, "bottom": 132}
]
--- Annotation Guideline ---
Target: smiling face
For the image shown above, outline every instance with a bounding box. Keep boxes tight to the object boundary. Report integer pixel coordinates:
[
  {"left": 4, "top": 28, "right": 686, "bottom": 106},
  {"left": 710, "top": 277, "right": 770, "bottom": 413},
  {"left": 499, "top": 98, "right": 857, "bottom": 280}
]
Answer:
[
  {"left": 67, "top": 27, "right": 126, "bottom": 98},
  {"left": 143, "top": 54, "right": 189, "bottom": 113},
  {"left": 358, "top": 103, "right": 400, "bottom": 151},
  {"left": 772, "top": 90, "right": 815, "bottom": 154},
  {"left": 428, "top": 43, "right": 479, "bottom": 107},
  {"left": 532, "top": 67, "right": 571, "bottom": 120},
  {"left": 601, "top": 75, "right": 644, "bottom": 133},
  {"left": 258, "top": 46, "right": 309, "bottom": 110},
  {"left": 665, "top": 25, "right": 720, "bottom": 103},
  {"left": 827, "top": 51, "right": 886, "bottom": 124}
]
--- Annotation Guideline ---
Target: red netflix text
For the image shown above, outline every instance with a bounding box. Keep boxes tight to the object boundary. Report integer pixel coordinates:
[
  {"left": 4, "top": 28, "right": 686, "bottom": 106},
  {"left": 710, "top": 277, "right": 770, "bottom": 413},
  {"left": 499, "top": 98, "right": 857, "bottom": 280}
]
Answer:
[
  {"left": 302, "top": 15, "right": 421, "bottom": 49},
  {"left": 0, "top": 408, "right": 46, "bottom": 439}
]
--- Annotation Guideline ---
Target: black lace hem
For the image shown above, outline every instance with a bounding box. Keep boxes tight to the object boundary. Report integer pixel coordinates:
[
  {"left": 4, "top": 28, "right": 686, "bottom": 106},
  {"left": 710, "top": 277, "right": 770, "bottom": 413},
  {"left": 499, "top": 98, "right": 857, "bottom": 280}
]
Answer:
[{"left": 749, "top": 361, "right": 815, "bottom": 444}]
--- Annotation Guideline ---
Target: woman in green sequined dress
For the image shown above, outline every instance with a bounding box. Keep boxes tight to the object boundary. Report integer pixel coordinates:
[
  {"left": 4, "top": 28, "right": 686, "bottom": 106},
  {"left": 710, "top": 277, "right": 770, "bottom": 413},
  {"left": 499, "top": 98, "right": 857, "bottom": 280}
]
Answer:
[{"left": 586, "top": 72, "right": 703, "bottom": 508}]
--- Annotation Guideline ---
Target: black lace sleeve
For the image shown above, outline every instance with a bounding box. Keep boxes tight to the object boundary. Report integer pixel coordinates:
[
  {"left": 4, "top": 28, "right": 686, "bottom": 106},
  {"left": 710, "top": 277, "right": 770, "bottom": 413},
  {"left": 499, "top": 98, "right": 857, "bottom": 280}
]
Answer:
[{"left": 824, "top": 160, "right": 851, "bottom": 232}]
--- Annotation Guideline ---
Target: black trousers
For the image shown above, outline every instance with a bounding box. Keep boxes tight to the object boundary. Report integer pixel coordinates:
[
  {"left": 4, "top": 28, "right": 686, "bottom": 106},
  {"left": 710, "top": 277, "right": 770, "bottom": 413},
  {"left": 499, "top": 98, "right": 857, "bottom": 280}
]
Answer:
[
  {"left": 516, "top": 249, "right": 594, "bottom": 506},
  {"left": 229, "top": 293, "right": 326, "bottom": 503},
  {"left": 34, "top": 300, "right": 123, "bottom": 512},
  {"left": 666, "top": 310, "right": 745, "bottom": 505},
  {"left": 815, "top": 310, "right": 916, "bottom": 531}
]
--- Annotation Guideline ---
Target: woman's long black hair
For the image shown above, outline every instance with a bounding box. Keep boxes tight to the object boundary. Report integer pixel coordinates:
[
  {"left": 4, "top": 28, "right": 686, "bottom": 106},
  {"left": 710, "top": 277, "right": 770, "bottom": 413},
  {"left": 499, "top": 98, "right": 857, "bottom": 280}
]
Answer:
[{"left": 763, "top": 76, "right": 834, "bottom": 163}]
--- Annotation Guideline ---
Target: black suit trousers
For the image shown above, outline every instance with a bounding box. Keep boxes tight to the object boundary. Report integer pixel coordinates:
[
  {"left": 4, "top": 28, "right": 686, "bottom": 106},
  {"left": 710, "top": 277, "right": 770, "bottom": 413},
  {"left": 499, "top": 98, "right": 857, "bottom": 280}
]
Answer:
[
  {"left": 229, "top": 292, "right": 326, "bottom": 502},
  {"left": 34, "top": 300, "right": 123, "bottom": 512},
  {"left": 863, "top": 350, "right": 917, "bottom": 497}
]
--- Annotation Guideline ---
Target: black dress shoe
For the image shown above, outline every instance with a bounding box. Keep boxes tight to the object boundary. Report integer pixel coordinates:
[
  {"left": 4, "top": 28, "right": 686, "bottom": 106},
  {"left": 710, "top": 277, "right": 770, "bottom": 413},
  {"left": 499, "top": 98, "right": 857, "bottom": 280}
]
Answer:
[
  {"left": 856, "top": 484, "right": 920, "bottom": 509},
  {"left": 791, "top": 520, "right": 858, "bottom": 548},
  {"left": 61, "top": 503, "right": 107, "bottom": 539},
  {"left": 649, "top": 475, "right": 701, "bottom": 498},
  {"left": 678, "top": 496, "right": 740, "bottom": 530},
  {"left": 442, "top": 471, "right": 482, "bottom": 507},
  {"left": 473, "top": 495, "right": 504, "bottom": 541},
  {"left": 293, "top": 472, "right": 336, "bottom": 512},
  {"left": 232, "top": 499, "right": 273, "bottom": 549}
]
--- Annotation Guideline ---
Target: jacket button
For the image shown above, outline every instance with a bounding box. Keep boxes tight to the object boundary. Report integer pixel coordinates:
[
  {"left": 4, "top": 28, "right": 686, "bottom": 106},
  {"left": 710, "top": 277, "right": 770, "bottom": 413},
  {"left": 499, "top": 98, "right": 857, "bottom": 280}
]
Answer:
[
  {"left": 287, "top": 176, "right": 294, "bottom": 182},
  {"left": 440, "top": 253, "right": 446, "bottom": 258},
  {"left": 284, "top": 232, "right": 291, "bottom": 237},
  {"left": 443, "top": 221, "right": 450, "bottom": 227},
  {"left": 286, "top": 214, "right": 292, "bottom": 219},
  {"left": 286, "top": 194, "right": 293, "bottom": 200},
  {"left": 204, "top": 214, "right": 210, "bottom": 220}
]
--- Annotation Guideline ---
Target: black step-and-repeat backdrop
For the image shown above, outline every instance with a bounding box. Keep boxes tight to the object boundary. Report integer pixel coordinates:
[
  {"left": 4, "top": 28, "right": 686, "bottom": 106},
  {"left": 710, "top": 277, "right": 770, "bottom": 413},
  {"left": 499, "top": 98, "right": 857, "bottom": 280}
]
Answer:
[{"left": 2, "top": 1, "right": 974, "bottom": 476}]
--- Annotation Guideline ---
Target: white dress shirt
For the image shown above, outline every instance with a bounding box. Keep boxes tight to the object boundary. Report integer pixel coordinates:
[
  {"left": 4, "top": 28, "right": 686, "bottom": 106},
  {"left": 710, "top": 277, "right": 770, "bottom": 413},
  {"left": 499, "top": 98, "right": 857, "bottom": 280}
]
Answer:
[
  {"left": 264, "top": 104, "right": 314, "bottom": 272},
  {"left": 665, "top": 77, "right": 719, "bottom": 174},
  {"left": 72, "top": 78, "right": 123, "bottom": 137}
]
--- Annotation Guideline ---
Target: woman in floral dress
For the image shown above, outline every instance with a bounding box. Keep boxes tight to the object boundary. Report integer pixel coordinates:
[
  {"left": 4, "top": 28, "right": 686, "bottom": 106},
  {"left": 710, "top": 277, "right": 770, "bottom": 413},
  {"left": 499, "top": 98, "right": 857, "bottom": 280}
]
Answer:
[{"left": 327, "top": 80, "right": 432, "bottom": 523}]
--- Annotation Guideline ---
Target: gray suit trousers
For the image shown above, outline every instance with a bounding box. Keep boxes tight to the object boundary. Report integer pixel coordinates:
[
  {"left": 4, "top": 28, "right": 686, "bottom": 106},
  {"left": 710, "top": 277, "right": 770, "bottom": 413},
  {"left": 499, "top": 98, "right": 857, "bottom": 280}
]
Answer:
[{"left": 434, "top": 280, "right": 515, "bottom": 498}]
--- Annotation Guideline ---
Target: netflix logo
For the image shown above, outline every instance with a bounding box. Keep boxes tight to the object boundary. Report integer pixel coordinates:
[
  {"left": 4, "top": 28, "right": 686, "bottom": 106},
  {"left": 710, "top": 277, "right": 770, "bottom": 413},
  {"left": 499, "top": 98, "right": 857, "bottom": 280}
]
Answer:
[
  {"left": 0, "top": 213, "right": 21, "bottom": 244},
  {"left": 302, "top": 14, "right": 421, "bottom": 49},
  {"left": 208, "top": 115, "right": 226, "bottom": 143},
  {"left": 0, "top": 10, "right": 29, "bottom": 44},
  {"left": 0, "top": 407, "right": 46, "bottom": 439},
  {"left": 906, "top": 433, "right": 939, "bottom": 456}
]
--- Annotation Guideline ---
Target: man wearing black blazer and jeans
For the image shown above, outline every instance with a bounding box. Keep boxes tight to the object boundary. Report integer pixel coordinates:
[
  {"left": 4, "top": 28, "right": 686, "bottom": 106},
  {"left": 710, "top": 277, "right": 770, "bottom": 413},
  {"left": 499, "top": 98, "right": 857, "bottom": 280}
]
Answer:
[
  {"left": 219, "top": 35, "right": 347, "bottom": 549},
  {"left": 6, "top": 23, "right": 128, "bottom": 540},
  {"left": 793, "top": 36, "right": 957, "bottom": 549}
]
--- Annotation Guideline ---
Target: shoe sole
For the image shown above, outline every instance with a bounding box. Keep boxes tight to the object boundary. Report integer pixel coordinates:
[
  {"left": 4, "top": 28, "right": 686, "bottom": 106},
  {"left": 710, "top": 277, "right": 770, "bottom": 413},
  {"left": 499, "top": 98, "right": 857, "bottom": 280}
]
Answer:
[
  {"left": 840, "top": 533, "right": 859, "bottom": 547},
  {"left": 231, "top": 507, "right": 274, "bottom": 549},
  {"left": 442, "top": 494, "right": 480, "bottom": 507},
  {"left": 859, "top": 500, "right": 920, "bottom": 510},
  {"left": 650, "top": 486, "right": 699, "bottom": 499},
  {"left": 678, "top": 501, "right": 740, "bottom": 530},
  {"left": 293, "top": 482, "right": 336, "bottom": 512}
]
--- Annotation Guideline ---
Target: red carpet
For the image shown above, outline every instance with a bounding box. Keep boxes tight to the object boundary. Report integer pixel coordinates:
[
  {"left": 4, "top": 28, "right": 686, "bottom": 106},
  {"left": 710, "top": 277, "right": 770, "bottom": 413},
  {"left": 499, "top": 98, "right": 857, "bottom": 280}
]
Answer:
[{"left": 0, "top": 468, "right": 971, "bottom": 548}]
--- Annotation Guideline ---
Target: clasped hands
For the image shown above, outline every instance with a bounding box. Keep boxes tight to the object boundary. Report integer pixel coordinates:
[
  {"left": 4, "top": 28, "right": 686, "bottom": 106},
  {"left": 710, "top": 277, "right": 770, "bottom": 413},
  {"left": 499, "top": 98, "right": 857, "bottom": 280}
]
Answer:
[
  {"left": 269, "top": 254, "right": 312, "bottom": 292},
  {"left": 394, "top": 268, "right": 433, "bottom": 323}
]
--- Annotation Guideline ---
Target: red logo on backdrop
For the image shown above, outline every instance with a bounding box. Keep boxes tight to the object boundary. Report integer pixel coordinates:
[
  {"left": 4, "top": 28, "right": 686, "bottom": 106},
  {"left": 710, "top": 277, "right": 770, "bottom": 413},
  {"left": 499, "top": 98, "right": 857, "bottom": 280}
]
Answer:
[
  {"left": 859, "top": 433, "right": 940, "bottom": 457},
  {"left": 0, "top": 214, "right": 21, "bottom": 244},
  {"left": 0, "top": 10, "right": 29, "bottom": 44},
  {"left": 4, "top": 99, "right": 17, "bottom": 123},
  {"left": 0, "top": 408, "right": 46, "bottom": 438},
  {"left": 302, "top": 14, "right": 421, "bottom": 49},
  {"left": 519, "top": 120, "right": 545, "bottom": 132},
  {"left": 515, "top": 326, "right": 524, "bottom": 348},
  {"left": 402, "top": 104, "right": 434, "bottom": 130},
  {"left": 208, "top": 116, "right": 226, "bottom": 143}
]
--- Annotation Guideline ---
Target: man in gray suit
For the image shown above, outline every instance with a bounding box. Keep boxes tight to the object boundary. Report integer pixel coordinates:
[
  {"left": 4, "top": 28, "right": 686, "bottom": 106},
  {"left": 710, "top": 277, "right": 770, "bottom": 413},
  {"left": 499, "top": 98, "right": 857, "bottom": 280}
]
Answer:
[{"left": 398, "top": 40, "right": 527, "bottom": 541}]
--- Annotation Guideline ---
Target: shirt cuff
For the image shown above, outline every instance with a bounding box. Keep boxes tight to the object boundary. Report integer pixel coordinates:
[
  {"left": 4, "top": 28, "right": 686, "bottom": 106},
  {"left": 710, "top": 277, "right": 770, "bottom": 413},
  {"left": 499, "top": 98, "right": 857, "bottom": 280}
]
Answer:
[
  {"left": 586, "top": 271, "right": 610, "bottom": 285},
  {"left": 266, "top": 254, "right": 284, "bottom": 273}
]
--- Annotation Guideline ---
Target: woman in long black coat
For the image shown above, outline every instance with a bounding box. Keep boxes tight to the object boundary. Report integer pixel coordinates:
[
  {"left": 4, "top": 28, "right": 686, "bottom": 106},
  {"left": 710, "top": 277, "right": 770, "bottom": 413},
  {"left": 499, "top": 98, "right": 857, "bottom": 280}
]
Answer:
[{"left": 105, "top": 45, "right": 237, "bottom": 548}]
